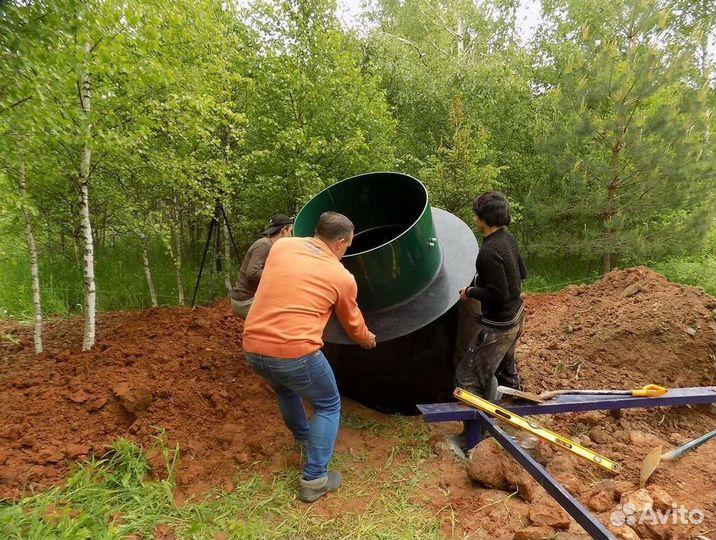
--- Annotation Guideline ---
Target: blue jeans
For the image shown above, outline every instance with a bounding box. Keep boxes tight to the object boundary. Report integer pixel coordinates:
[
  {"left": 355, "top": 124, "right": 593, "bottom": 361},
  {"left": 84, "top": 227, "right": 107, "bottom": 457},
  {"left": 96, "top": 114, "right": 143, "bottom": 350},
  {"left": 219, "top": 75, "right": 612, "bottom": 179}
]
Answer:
[{"left": 245, "top": 350, "right": 341, "bottom": 481}]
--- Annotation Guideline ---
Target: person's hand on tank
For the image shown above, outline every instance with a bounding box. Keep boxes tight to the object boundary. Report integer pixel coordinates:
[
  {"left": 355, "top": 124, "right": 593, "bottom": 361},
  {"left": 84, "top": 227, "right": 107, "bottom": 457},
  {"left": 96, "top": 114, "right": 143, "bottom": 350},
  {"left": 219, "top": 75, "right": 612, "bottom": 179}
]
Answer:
[
  {"left": 459, "top": 287, "right": 470, "bottom": 301},
  {"left": 361, "top": 332, "right": 377, "bottom": 349}
]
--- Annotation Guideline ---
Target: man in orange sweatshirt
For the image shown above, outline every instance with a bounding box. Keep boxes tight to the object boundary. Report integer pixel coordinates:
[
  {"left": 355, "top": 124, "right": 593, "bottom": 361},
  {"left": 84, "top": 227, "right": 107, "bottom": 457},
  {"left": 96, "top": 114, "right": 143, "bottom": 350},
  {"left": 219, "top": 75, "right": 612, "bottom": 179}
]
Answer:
[{"left": 242, "top": 211, "right": 376, "bottom": 503}]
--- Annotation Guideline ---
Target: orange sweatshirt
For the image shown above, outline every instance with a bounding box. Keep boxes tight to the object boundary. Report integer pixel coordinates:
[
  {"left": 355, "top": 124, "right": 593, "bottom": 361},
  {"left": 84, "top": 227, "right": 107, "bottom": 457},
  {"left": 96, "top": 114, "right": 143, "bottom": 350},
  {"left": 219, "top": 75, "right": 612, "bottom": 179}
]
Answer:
[{"left": 242, "top": 236, "right": 371, "bottom": 358}]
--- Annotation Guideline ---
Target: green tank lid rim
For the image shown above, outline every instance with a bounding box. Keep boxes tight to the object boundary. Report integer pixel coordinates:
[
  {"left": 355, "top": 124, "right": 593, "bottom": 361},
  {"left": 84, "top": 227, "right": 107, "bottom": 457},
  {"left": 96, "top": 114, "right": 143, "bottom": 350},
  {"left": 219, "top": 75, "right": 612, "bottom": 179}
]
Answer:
[{"left": 294, "top": 171, "right": 430, "bottom": 258}]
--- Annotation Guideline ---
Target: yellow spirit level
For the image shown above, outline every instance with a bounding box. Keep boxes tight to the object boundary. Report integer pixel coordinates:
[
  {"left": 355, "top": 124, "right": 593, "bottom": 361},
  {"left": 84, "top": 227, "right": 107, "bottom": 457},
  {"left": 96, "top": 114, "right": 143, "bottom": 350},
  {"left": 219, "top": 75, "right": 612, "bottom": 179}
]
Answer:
[{"left": 454, "top": 387, "right": 620, "bottom": 474}]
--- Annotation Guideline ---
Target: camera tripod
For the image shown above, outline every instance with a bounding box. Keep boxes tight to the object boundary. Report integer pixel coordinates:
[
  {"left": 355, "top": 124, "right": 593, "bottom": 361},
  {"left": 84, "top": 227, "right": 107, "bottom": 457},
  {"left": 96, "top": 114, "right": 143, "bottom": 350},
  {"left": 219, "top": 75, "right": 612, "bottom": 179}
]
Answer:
[{"left": 191, "top": 200, "right": 240, "bottom": 307}]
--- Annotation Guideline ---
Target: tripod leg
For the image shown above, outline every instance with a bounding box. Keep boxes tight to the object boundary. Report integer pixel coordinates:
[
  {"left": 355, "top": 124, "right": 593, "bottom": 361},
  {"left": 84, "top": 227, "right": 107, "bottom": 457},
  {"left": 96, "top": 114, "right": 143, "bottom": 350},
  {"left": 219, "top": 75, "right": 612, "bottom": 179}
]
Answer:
[
  {"left": 220, "top": 207, "right": 241, "bottom": 257},
  {"left": 215, "top": 214, "right": 223, "bottom": 273},
  {"left": 191, "top": 218, "right": 216, "bottom": 307}
]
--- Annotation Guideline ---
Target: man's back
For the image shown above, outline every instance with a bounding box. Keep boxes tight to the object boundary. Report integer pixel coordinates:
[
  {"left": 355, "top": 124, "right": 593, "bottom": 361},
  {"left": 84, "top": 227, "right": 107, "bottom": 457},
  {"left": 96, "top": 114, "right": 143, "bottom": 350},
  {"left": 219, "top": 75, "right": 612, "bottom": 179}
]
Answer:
[
  {"left": 242, "top": 236, "right": 370, "bottom": 358},
  {"left": 474, "top": 228, "right": 527, "bottom": 322},
  {"left": 231, "top": 236, "right": 272, "bottom": 301}
]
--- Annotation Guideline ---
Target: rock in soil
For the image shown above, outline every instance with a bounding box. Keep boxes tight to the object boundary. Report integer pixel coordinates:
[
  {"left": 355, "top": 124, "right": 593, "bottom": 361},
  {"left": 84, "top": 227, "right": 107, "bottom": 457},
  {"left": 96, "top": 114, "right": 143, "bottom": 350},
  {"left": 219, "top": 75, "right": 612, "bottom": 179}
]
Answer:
[
  {"left": 528, "top": 501, "right": 571, "bottom": 529},
  {"left": 546, "top": 453, "right": 577, "bottom": 475},
  {"left": 589, "top": 488, "right": 616, "bottom": 513},
  {"left": 609, "top": 524, "right": 641, "bottom": 540},
  {"left": 466, "top": 437, "right": 537, "bottom": 501},
  {"left": 513, "top": 525, "right": 556, "bottom": 540},
  {"left": 646, "top": 485, "right": 674, "bottom": 511},
  {"left": 621, "top": 489, "right": 654, "bottom": 514}
]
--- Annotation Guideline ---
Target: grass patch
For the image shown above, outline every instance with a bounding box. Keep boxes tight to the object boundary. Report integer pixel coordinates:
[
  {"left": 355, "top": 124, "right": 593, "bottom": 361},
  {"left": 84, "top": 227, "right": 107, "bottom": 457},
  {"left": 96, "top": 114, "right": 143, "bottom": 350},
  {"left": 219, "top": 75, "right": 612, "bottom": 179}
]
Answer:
[
  {"left": 0, "top": 239, "right": 218, "bottom": 320},
  {"left": 0, "top": 428, "right": 442, "bottom": 540},
  {"left": 522, "top": 255, "right": 602, "bottom": 293},
  {"left": 650, "top": 253, "right": 716, "bottom": 296}
]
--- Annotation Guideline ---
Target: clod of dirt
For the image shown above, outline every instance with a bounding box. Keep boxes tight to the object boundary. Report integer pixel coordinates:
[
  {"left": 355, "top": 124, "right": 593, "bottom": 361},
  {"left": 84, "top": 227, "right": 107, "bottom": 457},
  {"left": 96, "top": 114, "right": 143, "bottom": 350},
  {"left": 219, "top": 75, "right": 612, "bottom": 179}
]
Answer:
[
  {"left": 620, "top": 488, "right": 654, "bottom": 513},
  {"left": 466, "top": 437, "right": 537, "bottom": 501},
  {"left": 528, "top": 501, "right": 571, "bottom": 529},
  {"left": 553, "top": 473, "right": 583, "bottom": 496},
  {"left": 576, "top": 411, "right": 605, "bottom": 426},
  {"left": 64, "top": 444, "right": 90, "bottom": 459},
  {"left": 112, "top": 383, "right": 153, "bottom": 413},
  {"left": 634, "top": 520, "right": 674, "bottom": 540},
  {"left": 646, "top": 485, "right": 674, "bottom": 511},
  {"left": 513, "top": 525, "right": 556, "bottom": 540},
  {"left": 546, "top": 453, "right": 577, "bottom": 475},
  {"left": 589, "top": 427, "right": 611, "bottom": 445},
  {"left": 68, "top": 389, "right": 90, "bottom": 404},
  {"left": 37, "top": 448, "right": 65, "bottom": 464},
  {"left": 153, "top": 524, "right": 175, "bottom": 540},
  {"left": 668, "top": 433, "right": 686, "bottom": 445},
  {"left": 588, "top": 488, "right": 616, "bottom": 512},
  {"left": 83, "top": 396, "right": 108, "bottom": 412},
  {"left": 608, "top": 524, "right": 641, "bottom": 540},
  {"left": 628, "top": 431, "right": 662, "bottom": 447},
  {"left": 614, "top": 481, "right": 636, "bottom": 498}
]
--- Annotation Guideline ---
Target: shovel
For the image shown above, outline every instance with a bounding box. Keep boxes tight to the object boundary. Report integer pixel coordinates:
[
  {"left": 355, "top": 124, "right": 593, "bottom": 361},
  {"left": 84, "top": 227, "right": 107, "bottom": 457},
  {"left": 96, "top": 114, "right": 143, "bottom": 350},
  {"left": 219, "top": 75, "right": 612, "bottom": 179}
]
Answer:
[
  {"left": 498, "top": 384, "right": 668, "bottom": 404},
  {"left": 639, "top": 428, "right": 716, "bottom": 487}
]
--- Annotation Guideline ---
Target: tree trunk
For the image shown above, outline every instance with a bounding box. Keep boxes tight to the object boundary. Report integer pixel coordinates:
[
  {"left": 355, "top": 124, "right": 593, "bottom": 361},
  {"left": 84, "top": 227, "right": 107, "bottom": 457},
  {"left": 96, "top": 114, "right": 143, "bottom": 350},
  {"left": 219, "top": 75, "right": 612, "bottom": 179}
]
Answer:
[
  {"left": 222, "top": 126, "right": 233, "bottom": 294},
  {"left": 172, "top": 192, "right": 185, "bottom": 305},
  {"left": 72, "top": 226, "right": 81, "bottom": 266},
  {"left": 456, "top": 18, "right": 465, "bottom": 55},
  {"left": 602, "top": 134, "right": 622, "bottom": 274},
  {"left": 141, "top": 232, "right": 158, "bottom": 307},
  {"left": 223, "top": 217, "right": 232, "bottom": 293},
  {"left": 79, "top": 42, "right": 96, "bottom": 351},
  {"left": 18, "top": 139, "right": 43, "bottom": 354}
]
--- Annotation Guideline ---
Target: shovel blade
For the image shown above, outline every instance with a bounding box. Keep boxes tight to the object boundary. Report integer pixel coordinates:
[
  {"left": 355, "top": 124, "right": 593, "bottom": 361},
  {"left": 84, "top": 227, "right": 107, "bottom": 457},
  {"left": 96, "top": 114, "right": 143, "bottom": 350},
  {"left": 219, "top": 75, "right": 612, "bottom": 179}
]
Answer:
[
  {"left": 639, "top": 445, "right": 663, "bottom": 488},
  {"left": 497, "top": 386, "right": 545, "bottom": 403}
]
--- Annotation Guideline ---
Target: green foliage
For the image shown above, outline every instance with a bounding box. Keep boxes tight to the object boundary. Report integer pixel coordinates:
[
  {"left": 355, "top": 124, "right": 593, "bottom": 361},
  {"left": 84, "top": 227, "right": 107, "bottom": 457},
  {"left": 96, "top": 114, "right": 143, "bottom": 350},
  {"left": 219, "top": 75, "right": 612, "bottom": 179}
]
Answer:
[
  {"left": 1, "top": 0, "right": 714, "bottom": 319},
  {"left": 651, "top": 253, "right": 716, "bottom": 296},
  {"left": 530, "top": 0, "right": 715, "bottom": 271},
  {"left": 419, "top": 95, "right": 502, "bottom": 223}
]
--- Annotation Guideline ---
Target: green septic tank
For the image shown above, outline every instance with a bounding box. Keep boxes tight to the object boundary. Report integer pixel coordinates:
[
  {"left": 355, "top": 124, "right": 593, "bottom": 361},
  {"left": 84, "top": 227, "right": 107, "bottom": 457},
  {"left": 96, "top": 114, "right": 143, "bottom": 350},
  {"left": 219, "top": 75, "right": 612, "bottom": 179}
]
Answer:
[{"left": 293, "top": 172, "right": 478, "bottom": 413}]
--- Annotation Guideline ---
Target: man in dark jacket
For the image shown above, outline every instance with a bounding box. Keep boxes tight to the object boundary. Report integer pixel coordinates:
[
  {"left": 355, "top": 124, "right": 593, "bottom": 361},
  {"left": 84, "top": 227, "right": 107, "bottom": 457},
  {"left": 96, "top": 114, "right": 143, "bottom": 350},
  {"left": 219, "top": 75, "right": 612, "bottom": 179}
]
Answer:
[
  {"left": 230, "top": 214, "right": 293, "bottom": 317},
  {"left": 456, "top": 191, "right": 527, "bottom": 399}
]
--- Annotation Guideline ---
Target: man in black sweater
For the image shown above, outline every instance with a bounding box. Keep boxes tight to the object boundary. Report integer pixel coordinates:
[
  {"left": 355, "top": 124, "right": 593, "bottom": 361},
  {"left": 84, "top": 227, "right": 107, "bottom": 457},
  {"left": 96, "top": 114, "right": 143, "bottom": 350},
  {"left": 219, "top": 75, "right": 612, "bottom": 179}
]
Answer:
[{"left": 456, "top": 191, "right": 527, "bottom": 399}]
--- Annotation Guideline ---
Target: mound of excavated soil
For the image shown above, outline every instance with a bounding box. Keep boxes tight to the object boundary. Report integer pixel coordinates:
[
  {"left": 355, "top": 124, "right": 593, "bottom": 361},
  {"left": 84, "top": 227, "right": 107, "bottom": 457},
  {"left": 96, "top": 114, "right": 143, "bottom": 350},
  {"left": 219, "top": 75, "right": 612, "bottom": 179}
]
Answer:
[
  {"left": 0, "top": 302, "right": 285, "bottom": 499},
  {"left": 519, "top": 266, "right": 715, "bottom": 392},
  {"left": 0, "top": 267, "right": 714, "bottom": 539}
]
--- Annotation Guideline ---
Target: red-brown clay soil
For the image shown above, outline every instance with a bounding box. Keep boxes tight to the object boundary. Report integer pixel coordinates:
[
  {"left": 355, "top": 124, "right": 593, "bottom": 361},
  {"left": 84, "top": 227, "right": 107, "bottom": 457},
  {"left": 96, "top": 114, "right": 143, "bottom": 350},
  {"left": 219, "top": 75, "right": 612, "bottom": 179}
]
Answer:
[{"left": 1, "top": 267, "right": 714, "bottom": 539}]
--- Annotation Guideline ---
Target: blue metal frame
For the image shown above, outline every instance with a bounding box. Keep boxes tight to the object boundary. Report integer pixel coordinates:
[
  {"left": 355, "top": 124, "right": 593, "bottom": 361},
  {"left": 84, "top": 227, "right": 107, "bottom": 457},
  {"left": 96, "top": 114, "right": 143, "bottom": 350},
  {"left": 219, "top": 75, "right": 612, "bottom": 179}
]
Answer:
[
  {"left": 478, "top": 412, "right": 616, "bottom": 540},
  {"left": 418, "top": 386, "right": 716, "bottom": 425}
]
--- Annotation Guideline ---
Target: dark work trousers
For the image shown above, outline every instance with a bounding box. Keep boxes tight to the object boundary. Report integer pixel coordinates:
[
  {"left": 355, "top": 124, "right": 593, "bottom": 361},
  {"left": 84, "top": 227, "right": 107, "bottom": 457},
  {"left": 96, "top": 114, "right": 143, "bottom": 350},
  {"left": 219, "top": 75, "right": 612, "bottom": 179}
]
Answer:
[{"left": 455, "top": 313, "right": 525, "bottom": 399}]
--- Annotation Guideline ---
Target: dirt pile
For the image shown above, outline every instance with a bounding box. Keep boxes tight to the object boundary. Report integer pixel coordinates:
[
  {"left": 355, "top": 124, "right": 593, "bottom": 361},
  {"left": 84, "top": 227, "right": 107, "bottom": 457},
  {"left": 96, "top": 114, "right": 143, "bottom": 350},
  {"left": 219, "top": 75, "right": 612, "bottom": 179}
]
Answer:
[
  {"left": 519, "top": 266, "right": 715, "bottom": 392},
  {"left": 0, "top": 300, "right": 287, "bottom": 499}
]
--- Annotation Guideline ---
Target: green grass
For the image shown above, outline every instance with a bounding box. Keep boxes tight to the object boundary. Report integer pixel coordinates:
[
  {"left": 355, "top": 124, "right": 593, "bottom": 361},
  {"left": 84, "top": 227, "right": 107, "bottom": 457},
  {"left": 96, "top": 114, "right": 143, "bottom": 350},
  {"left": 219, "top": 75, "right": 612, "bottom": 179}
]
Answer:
[
  {"left": 0, "top": 238, "right": 225, "bottom": 320},
  {"left": 522, "top": 255, "right": 603, "bottom": 293},
  {"left": 0, "top": 417, "right": 442, "bottom": 540}
]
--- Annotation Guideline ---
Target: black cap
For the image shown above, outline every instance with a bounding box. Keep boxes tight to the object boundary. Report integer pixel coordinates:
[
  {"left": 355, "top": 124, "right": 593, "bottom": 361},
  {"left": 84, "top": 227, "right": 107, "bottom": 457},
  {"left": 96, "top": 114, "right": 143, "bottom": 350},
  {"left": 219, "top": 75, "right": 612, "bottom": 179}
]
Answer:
[{"left": 262, "top": 214, "right": 293, "bottom": 236}]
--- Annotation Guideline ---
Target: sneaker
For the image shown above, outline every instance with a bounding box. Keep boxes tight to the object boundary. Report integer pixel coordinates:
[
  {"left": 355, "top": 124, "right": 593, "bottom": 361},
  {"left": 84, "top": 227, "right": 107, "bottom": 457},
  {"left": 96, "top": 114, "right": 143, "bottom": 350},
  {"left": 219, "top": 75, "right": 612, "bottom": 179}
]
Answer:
[{"left": 298, "top": 471, "right": 343, "bottom": 503}]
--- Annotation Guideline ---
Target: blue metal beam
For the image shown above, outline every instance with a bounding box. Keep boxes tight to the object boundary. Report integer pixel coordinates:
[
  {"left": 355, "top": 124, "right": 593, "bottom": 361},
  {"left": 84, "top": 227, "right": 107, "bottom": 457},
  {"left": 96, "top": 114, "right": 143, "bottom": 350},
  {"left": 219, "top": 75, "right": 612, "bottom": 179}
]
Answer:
[
  {"left": 418, "top": 386, "right": 716, "bottom": 423},
  {"left": 477, "top": 411, "right": 616, "bottom": 540}
]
